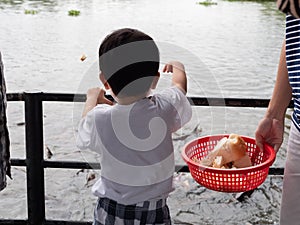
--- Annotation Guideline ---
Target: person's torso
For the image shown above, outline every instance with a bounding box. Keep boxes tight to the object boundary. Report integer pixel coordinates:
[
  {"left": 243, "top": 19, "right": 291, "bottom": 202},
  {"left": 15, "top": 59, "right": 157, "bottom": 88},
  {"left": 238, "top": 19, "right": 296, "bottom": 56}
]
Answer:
[{"left": 286, "top": 15, "right": 300, "bottom": 131}]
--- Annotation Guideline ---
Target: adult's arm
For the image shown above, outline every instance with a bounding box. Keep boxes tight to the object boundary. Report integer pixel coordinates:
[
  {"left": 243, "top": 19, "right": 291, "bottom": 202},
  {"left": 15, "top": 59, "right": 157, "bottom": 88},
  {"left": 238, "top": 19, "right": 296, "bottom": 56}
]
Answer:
[{"left": 255, "top": 41, "right": 293, "bottom": 152}]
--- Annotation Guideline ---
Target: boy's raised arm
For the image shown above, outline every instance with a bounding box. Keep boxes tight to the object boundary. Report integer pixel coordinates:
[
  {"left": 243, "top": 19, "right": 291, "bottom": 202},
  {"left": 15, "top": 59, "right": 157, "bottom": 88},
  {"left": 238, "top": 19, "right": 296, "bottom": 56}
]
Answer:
[{"left": 163, "top": 61, "right": 187, "bottom": 94}]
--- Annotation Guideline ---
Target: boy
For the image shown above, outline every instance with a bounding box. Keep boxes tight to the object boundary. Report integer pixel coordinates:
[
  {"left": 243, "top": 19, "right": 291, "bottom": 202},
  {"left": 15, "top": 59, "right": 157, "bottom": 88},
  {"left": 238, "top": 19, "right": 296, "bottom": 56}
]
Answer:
[{"left": 76, "top": 28, "right": 192, "bottom": 225}]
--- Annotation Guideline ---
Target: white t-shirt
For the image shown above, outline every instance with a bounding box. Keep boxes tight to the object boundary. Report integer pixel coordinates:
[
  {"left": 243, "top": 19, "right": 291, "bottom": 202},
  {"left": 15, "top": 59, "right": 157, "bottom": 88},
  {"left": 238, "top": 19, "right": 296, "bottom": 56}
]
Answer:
[{"left": 76, "top": 86, "right": 192, "bottom": 205}]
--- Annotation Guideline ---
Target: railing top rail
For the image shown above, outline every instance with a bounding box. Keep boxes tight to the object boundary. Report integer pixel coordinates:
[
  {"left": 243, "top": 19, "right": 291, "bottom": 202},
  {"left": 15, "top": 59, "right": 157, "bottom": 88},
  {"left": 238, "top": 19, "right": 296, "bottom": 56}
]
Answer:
[{"left": 6, "top": 92, "right": 294, "bottom": 108}]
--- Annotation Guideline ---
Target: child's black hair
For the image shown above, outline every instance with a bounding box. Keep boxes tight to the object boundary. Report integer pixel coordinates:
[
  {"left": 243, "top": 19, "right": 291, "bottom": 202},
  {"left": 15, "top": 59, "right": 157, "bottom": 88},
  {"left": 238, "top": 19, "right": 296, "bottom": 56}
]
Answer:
[{"left": 99, "top": 28, "right": 160, "bottom": 96}]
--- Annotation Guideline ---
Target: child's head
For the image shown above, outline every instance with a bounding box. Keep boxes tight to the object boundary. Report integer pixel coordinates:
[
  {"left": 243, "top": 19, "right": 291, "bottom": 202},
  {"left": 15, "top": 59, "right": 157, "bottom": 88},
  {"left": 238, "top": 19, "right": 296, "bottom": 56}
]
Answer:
[{"left": 99, "top": 28, "right": 160, "bottom": 97}]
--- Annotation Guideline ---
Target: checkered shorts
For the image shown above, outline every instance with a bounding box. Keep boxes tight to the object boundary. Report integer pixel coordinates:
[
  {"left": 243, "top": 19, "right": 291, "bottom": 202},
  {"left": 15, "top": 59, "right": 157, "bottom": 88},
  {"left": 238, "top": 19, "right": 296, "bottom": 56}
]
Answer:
[{"left": 93, "top": 197, "right": 171, "bottom": 225}]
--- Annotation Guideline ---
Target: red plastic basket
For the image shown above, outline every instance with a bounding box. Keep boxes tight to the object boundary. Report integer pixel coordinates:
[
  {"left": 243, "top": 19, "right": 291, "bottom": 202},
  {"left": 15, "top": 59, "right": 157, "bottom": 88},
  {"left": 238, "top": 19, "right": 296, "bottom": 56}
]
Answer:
[{"left": 181, "top": 134, "right": 276, "bottom": 192}]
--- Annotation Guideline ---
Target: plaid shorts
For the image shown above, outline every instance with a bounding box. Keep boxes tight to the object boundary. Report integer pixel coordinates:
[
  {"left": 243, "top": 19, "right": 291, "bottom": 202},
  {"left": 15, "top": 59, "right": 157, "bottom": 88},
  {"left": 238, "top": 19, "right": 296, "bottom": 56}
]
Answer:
[{"left": 93, "top": 197, "right": 171, "bottom": 225}]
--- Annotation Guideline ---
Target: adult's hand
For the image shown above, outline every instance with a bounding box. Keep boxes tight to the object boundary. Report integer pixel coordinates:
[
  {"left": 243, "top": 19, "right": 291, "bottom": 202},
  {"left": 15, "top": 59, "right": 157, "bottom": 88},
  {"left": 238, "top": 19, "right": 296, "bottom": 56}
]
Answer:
[{"left": 255, "top": 117, "right": 284, "bottom": 152}]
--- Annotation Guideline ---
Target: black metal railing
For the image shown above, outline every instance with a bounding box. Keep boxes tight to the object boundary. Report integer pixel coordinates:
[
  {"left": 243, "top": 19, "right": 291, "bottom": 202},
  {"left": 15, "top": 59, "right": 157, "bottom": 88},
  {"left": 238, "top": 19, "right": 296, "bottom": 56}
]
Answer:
[{"left": 1, "top": 92, "right": 291, "bottom": 225}]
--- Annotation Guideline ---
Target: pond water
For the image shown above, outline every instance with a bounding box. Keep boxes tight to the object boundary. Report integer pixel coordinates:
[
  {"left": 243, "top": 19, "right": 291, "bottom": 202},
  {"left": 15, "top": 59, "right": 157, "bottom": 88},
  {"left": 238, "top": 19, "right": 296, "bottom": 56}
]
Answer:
[{"left": 0, "top": 0, "right": 288, "bottom": 224}]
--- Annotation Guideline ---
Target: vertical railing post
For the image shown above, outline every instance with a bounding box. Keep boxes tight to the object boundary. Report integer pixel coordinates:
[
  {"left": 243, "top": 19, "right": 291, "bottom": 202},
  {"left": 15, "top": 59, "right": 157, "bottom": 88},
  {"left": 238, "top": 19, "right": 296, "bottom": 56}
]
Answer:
[{"left": 24, "top": 92, "right": 45, "bottom": 225}]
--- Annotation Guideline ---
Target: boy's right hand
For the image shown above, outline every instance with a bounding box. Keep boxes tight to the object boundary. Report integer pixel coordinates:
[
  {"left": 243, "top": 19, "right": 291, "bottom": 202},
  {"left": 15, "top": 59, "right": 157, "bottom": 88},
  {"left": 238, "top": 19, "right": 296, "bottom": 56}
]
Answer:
[
  {"left": 87, "top": 87, "right": 113, "bottom": 105},
  {"left": 82, "top": 88, "right": 113, "bottom": 117}
]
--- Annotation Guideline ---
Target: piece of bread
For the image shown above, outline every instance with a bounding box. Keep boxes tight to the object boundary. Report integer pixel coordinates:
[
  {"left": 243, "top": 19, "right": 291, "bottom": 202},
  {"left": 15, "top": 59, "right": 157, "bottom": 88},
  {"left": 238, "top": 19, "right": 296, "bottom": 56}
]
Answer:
[
  {"left": 233, "top": 154, "right": 252, "bottom": 168},
  {"left": 217, "top": 134, "right": 247, "bottom": 164},
  {"left": 212, "top": 156, "right": 225, "bottom": 168},
  {"left": 200, "top": 134, "right": 252, "bottom": 169},
  {"left": 200, "top": 137, "right": 227, "bottom": 166}
]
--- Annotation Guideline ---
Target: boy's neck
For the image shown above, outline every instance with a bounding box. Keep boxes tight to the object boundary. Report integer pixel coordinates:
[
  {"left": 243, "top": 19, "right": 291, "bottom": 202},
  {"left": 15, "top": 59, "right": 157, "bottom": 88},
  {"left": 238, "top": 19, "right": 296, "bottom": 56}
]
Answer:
[{"left": 115, "top": 92, "right": 149, "bottom": 105}]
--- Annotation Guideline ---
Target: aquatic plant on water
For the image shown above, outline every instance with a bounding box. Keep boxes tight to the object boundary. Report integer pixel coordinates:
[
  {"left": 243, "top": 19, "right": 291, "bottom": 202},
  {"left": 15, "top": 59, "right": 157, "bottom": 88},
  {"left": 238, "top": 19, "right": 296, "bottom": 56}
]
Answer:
[
  {"left": 24, "top": 9, "right": 38, "bottom": 15},
  {"left": 68, "top": 10, "right": 80, "bottom": 16},
  {"left": 197, "top": 0, "right": 217, "bottom": 6}
]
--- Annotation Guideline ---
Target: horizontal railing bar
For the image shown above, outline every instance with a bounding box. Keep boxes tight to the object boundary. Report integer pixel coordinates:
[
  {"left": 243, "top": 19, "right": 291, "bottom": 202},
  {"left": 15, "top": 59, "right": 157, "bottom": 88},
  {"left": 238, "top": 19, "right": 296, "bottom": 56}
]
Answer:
[
  {"left": 44, "top": 220, "right": 92, "bottom": 225},
  {"left": 6, "top": 93, "right": 25, "bottom": 101},
  {"left": 10, "top": 159, "right": 26, "bottom": 166},
  {"left": 0, "top": 220, "right": 92, "bottom": 225},
  {"left": 0, "top": 220, "right": 28, "bottom": 225},
  {"left": 42, "top": 160, "right": 100, "bottom": 169},
  {"left": 269, "top": 167, "right": 285, "bottom": 175},
  {"left": 189, "top": 97, "right": 272, "bottom": 108},
  {"left": 6, "top": 93, "right": 81, "bottom": 102},
  {"left": 176, "top": 165, "right": 284, "bottom": 175},
  {"left": 10, "top": 159, "right": 284, "bottom": 175},
  {"left": 6, "top": 92, "right": 294, "bottom": 108}
]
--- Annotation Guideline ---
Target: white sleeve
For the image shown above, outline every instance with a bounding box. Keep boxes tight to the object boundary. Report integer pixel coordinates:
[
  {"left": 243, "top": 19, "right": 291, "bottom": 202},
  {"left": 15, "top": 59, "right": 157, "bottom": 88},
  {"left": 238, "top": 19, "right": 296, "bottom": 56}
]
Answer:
[
  {"left": 171, "top": 87, "right": 192, "bottom": 131},
  {"left": 76, "top": 109, "right": 101, "bottom": 152},
  {"left": 156, "top": 86, "right": 192, "bottom": 132}
]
